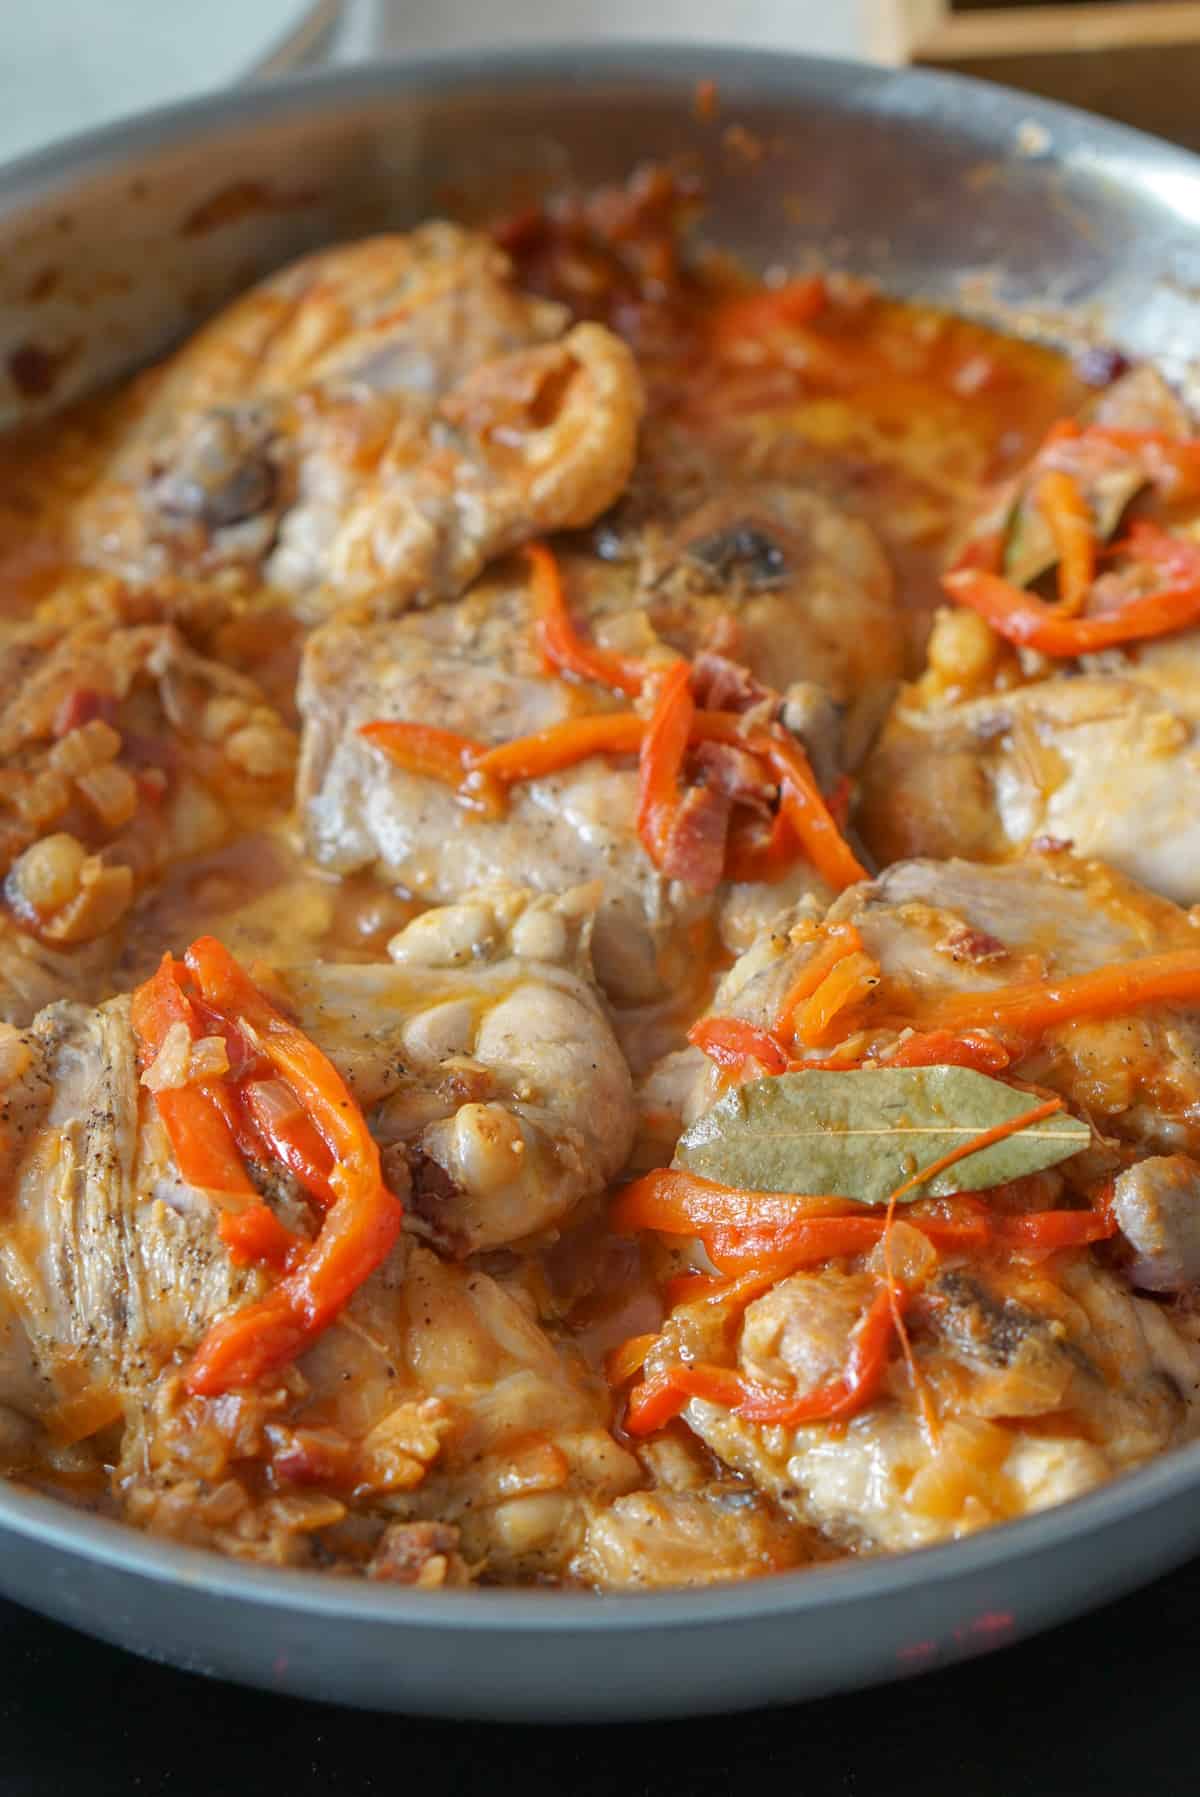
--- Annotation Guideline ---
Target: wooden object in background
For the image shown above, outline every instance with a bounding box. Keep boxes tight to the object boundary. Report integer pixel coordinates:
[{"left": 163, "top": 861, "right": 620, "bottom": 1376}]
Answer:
[{"left": 881, "top": 2, "right": 1200, "bottom": 151}]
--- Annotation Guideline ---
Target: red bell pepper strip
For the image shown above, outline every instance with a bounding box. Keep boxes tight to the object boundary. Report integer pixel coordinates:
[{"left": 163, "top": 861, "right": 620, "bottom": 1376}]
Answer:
[
  {"left": 880, "top": 1029, "right": 1012, "bottom": 1075},
  {"left": 239, "top": 1077, "right": 338, "bottom": 1210},
  {"left": 636, "top": 659, "right": 696, "bottom": 866},
  {"left": 526, "top": 541, "right": 646, "bottom": 696},
  {"left": 180, "top": 938, "right": 404, "bottom": 1396},
  {"left": 687, "top": 1015, "right": 790, "bottom": 1077},
  {"left": 943, "top": 521, "right": 1200, "bottom": 657},
  {"left": 624, "top": 1283, "right": 898, "bottom": 1434},
  {"left": 217, "top": 1206, "right": 303, "bottom": 1273},
  {"left": 471, "top": 713, "right": 646, "bottom": 783},
  {"left": 1037, "top": 467, "right": 1095, "bottom": 616},
  {"left": 131, "top": 954, "right": 256, "bottom": 1199},
  {"left": 357, "top": 721, "right": 503, "bottom": 817}
]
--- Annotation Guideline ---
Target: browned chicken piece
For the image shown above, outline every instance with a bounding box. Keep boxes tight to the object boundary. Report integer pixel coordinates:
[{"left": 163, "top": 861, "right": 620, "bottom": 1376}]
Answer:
[
  {"left": 273, "top": 884, "right": 637, "bottom": 1255},
  {"left": 74, "top": 226, "right": 644, "bottom": 619},
  {"left": 0, "top": 998, "right": 269, "bottom": 1444},
  {"left": 575, "top": 1485, "right": 806, "bottom": 1588},
  {"left": 573, "top": 1427, "right": 811, "bottom": 1588},
  {"left": 297, "top": 563, "right": 841, "bottom": 1006},
  {"left": 593, "top": 482, "right": 905, "bottom": 768},
  {"left": 0, "top": 620, "right": 295, "bottom": 1022},
  {"left": 860, "top": 629, "right": 1200, "bottom": 903},
  {"left": 117, "top": 1242, "right": 641, "bottom": 1579},
  {"left": 0, "top": 900, "right": 642, "bottom": 1576},
  {"left": 691, "top": 850, "right": 1200, "bottom": 1154},
  {"left": 860, "top": 366, "right": 1200, "bottom": 903},
  {"left": 646, "top": 1251, "right": 1200, "bottom": 1553}
]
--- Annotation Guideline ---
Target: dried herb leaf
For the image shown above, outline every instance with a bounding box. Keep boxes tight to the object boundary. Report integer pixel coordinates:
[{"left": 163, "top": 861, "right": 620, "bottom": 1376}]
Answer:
[
  {"left": 1004, "top": 461, "right": 1146, "bottom": 588},
  {"left": 674, "top": 1066, "right": 1089, "bottom": 1205}
]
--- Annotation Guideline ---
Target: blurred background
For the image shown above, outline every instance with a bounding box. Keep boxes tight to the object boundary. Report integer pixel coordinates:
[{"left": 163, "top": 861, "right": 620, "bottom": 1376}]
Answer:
[{"left": 2, "top": 1, "right": 1198, "bottom": 166}]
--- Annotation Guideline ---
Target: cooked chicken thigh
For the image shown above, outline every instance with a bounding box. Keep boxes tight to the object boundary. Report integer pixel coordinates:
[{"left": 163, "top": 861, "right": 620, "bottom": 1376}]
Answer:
[
  {"left": 861, "top": 366, "right": 1200, "bottom": 903},
  {"left": 692, "top": 850, "right": 1200, "bottom": 1153},
  {"left": 275, "top": 884, "right": 636, "bottom": 1254},
  {"left": 597, "top": 481, "right": 905, "bottom": 767},
  {"left": 113, "top": 1238, "right": 641, "bottom": 1578},
  {"left": 645, "top": 1252, "right": 1200, "bottom": 1553},
  {"left": 0, "top": 997, "right": 266, "bottom": 1434},
  {"left": 575, "top": 1483, "right": 806, "bottom": 1587},
  {"left": 297, "top": 563, "right": 843, "bottom": 1004},
  {"left": 0, "top": 891, "right": 640, "bottom": 1574},
  {"left": 861, "top": 632, "right": 1200, "bottom": 903},
  {"left": 75, "top": 227, "right": 643, "bottom": 618}
]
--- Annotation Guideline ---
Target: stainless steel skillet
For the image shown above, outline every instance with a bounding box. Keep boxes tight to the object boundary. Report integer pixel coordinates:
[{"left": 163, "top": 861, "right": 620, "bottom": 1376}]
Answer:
[{"left": 1, "top": 45, "right": 1199, "bottom": 1721}]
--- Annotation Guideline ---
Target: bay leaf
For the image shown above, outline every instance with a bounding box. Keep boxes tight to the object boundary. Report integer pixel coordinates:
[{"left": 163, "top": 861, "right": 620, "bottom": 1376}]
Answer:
[
  {"left": 674, "top": 1066, "right": 1089, "bottom": 1206},
  {"left": 1004, "top": 462, "right": 1147, "bottom": 589}
]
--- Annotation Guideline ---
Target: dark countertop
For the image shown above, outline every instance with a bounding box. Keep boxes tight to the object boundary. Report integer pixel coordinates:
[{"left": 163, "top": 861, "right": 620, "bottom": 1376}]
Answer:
[{"left": 1, "top": 1551, "right": 1195, "bottom": 1797}]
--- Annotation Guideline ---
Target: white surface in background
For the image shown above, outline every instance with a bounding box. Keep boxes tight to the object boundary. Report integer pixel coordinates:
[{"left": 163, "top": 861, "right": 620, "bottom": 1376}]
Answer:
[
  {"left": 333, "top": 0, "right": 891, "bottom": 61},
  {"left": 0, "top": 0, "right": 897, "bottom": 169},
  {"left": 0, "top": 0, "right": 314, "bottom": 164}
]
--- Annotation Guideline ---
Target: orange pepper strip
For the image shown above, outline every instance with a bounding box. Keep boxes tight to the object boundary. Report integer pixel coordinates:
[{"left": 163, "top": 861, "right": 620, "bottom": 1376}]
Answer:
[
  {"left": 217, "top": 1206, "right": 303, "bottom": 1273},
  {"left": 1037, "top": 468, "right": 1095, "bottom": 617},
  {"left": 710, "top": 274, "right": 827, "bottom": 350},
  {"left": 131, "top": 955, "right": 257, "bottom": 1199},
  {"left": 795, "top": 950, "right": 881, "bottom": 1048},
  {"left": 604, "top": 1333, "right": 660, "bottom": 1388},
  {"left": 742, "top": 725, "right": 867, "bottom": 892},
  {"left": 993, "top": 1208, "right": 1115, "bottom": 1258},
  {"left": 687, "top": 1015, "right": 790, "bottom": 1076},
  {"left": 182, "top": 938, "right": 404, "bottom": 1396},
  {"left": 358, "top": 720, "right": 488, "bottom": 782},
  {"left": 661, "top": 1271, "right": 734, "bottom": 1308},
  {"left": 773, "top": 923, "right": 864, "bottom": 1046},
  {"left": 619, "top": 1175, "right": 888, "bottom": 1280},
  {"left": 471, "top": 713, "right": 645, "bottom": 783},
  {"left": 240, "top": 1077, "right": 338, "bottom": 1211},
  {"left": 616, "top": 1170, "right": 1111, "bottom": 1275},
  {"left": 902, "top": 948, "right": 1200, "bottom": 1041},
  {"left": 943, "top": 536, "right": 1200, "bottom": 657},
  {"left": 613, "top": 1169, "right": 847, "bottom": 1239},
  {"left": 880, "top": 1029, "right": 1011, "bottom": 1075},
  {"left": 624, "top": 1283, "right": 897, "bottom": 1435},
  {"left": 724, "top": 806, "right": 802, "bottom": 884},
  {"left": 636, "top": 659, "right": 695, "bottom": 865},
  {"left": 358, "top": 721, "right": 504, "bottom": 818},
  {"left": 526, "top": 541, "right": 646, "bottom": 697}
]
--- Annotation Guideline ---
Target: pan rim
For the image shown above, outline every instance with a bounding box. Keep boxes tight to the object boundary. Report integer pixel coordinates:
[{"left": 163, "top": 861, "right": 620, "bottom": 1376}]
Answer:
[
  {"left": 5, "top": 1434, "right": 1200, "bottom": 1630},
  {"left": 1, "top": 39, "right": 1200, "bottom": 223}
]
